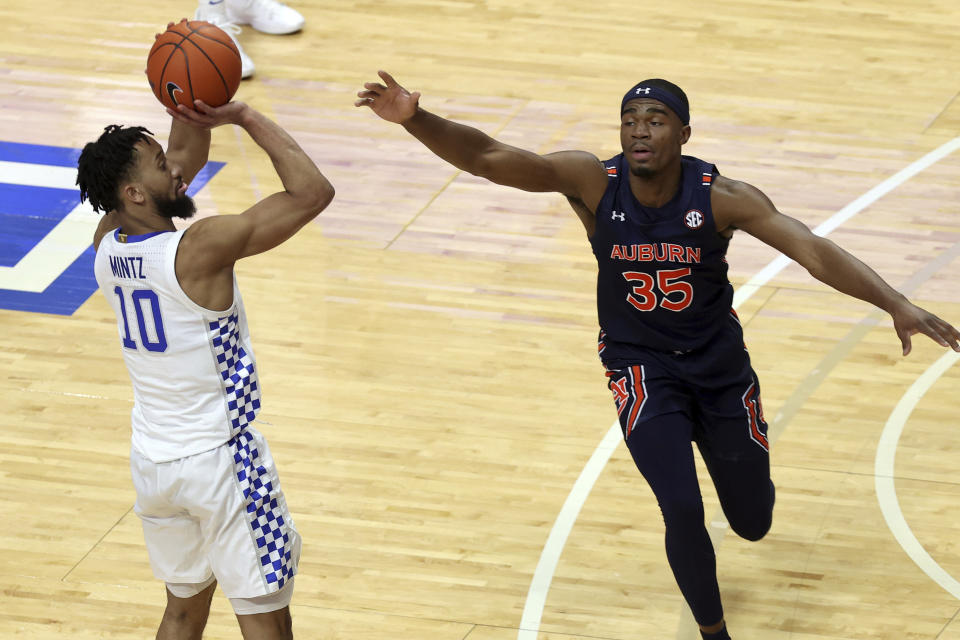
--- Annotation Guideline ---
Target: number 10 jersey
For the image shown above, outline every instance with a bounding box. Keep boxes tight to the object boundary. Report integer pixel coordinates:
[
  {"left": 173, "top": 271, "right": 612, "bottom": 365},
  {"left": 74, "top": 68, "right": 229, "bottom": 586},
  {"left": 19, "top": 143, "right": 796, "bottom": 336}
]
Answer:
[
  {"left": 94, "top": 229, "right": 261, "bottom": 463},
  {"left": 590, "top": 154, "right": 734, "bottom": 367}
]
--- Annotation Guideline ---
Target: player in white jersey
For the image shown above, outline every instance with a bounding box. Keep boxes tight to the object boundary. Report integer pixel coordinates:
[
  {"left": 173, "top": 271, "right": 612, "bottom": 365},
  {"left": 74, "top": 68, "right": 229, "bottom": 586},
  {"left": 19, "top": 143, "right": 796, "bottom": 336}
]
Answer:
[{"left": 77, "top": 98, "right": 333, "bottom": 639}]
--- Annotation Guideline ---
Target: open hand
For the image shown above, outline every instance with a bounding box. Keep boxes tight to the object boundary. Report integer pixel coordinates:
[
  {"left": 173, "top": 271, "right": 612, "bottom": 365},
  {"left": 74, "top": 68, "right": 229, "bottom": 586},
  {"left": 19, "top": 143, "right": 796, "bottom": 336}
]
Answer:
[
  {"left": 355, "top": 70, "right": 420, "bottom": 124},
  {"left": 166, "top": 100, "right": 249, "bottom": 129},
  {"left": 891, "top": 301, "right": 960, "bottom": 356}
]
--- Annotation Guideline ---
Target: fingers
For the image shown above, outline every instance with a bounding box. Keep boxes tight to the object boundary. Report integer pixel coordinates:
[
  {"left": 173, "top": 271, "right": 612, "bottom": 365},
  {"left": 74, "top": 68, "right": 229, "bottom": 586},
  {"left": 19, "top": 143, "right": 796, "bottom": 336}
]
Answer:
[
  {"left": 936, "top": 315, "right": 960, "bottom": 351},
  {"left": 378, "top": 70, "right": 397, "bottom": 87},
  {"left": 166, "top": 102, "right": 215, "bottom": 128},
  {"left": 364, "top": 82, "right": 387, "bottom": 92},
  {"left": 899, "top": 330, "right": 912, "bottom": 356},
  {"left": 192, "top": 99, "right": 213, "bottom": 114},
  {"left": 901, "top": 316, "right": 960, "bottom": 355},
  {"left": 165, "top": 106, "right": 195, "bottom": 125},
  {"left": 929, "top": 317, "right": 960, "bottom": 352},
  {"left": 354, "top": 89, "right": 376, "bottom": 108}
]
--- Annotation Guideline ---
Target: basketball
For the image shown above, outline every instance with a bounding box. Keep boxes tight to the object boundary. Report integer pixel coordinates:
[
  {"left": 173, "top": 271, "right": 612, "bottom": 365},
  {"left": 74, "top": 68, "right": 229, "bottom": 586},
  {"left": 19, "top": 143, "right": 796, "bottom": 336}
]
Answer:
[{"left": 146, "top": 19, "right": 242, "bottom": 111}]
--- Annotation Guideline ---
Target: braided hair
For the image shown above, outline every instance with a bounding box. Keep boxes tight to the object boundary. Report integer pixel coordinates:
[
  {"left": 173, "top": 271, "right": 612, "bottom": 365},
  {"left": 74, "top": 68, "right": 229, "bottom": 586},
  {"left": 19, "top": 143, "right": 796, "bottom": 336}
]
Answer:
[{"left": 76, "top": 125, "right": 153, "bottom": 213}]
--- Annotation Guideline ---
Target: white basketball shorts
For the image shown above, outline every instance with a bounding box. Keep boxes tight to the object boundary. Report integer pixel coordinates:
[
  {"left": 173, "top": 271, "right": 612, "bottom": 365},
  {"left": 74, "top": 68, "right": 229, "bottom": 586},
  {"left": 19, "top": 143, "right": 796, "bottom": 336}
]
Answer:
[{"left": 130, "top": 425, "right": 301, "bottom": 599}]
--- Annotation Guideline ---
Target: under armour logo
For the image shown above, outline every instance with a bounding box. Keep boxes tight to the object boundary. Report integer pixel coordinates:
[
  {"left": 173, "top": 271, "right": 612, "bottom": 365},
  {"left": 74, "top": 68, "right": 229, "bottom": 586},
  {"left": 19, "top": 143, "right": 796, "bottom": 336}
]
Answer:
[
  {"left": 611, "top": 211, "right": 625, "bottom": 221},
  {"left": 635, "top": 87, "right": 651, "bottom": 95}
]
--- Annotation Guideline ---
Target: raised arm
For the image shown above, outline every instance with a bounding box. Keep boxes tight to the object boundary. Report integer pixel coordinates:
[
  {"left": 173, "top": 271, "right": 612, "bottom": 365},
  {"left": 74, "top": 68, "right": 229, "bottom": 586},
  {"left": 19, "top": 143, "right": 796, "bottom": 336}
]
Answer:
[
  {"left": 153, "top": 20, "right": 210, "bottom": 184},
  {"left": 356, "top": 71, "right": 607, "bottom": 210},
  {"left": 167, "top": 100, "right": 334, "bottom": 309},
  {"left": 713, "top": 175, "right": 960, "bottom": 355},
  {"left": 165, "top": 117, "right": 210, "bottom": 185}
]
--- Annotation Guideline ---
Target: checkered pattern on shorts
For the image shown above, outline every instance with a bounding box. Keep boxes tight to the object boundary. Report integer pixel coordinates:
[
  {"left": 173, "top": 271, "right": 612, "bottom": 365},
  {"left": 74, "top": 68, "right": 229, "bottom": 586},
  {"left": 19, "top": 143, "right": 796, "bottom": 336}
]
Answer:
[
  {"left": 229, "top": 429, "right": 297, "bottom": 590},
  {"left": 209, "top": 313, "right": 261, "bottom": 435}
]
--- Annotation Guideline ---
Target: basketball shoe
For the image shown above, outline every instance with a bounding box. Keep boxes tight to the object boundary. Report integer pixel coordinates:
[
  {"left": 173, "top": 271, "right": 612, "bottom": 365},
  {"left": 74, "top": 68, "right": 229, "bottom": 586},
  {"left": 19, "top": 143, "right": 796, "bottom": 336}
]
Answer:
[
  {"left": 195, "top": 1, "right": 255, "bottom": 79},
  {"left": 226, "top": 0, "right": 305, "bottom": 35}
]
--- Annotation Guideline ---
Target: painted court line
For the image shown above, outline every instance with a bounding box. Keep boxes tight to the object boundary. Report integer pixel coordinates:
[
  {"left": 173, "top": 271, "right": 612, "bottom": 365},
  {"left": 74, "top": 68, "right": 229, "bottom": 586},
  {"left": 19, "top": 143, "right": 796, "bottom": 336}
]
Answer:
[
  {"left": 732, "top": 134, "right": 960, "bottom": 310},
  {"left": 875, "top": 349, "right": 960, "bottom": 600},
  {"left": 0, "top": 159, "right": 99, "bottom": 292},
  {"left": 517, "top": 135, "right": 960, "bottom": 640},
  {"left": 0, "top": 160, "right": 79, "bottom": 190}
]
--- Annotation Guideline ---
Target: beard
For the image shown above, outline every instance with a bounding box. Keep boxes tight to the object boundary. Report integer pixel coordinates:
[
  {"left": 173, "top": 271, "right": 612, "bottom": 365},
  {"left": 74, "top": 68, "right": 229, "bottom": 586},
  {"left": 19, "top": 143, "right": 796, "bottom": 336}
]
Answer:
[
  {"left": 629, "top": 165, "right": 657, "bottom": 178},
  {"left": 150, "top": 189, "right": 197, "bottom": 220}
]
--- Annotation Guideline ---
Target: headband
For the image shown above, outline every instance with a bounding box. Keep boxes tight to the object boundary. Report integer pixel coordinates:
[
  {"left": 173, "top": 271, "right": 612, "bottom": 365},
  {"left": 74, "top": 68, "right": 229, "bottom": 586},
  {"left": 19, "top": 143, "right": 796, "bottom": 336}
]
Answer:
[{"left": 620, "top": 83, "right": 690, "bottom": 125}]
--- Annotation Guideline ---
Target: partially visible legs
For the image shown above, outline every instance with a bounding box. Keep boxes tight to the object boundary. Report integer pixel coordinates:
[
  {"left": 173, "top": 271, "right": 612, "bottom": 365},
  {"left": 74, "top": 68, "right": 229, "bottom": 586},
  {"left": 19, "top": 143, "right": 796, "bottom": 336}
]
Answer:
[
  {"left": 606, "top": 364, "right": 729, "bottom": 634},
  {"left": 155, "top": 576, "right": 297, "bottom": 640},
  {"left": 157, "top": 577, "right": 217, "bottom": 640},
  {"left": 132, "top": 427, "right": 302, "bottom": 640},
  {"left": 698, "top": 442, "right": 774, "bottom": 542},
  {"left": 131, "top": 449, "right": 219, "bottom": 639},
  {"left": 695, "top": 371, "right": 775, "bottom": 543},
  {"left": 236, "top": 608, "right": 293, "bottom": 640},
  {"left": 693, "top": 316, "right": 776, "bottom": 543},
  {"left": 620, "top": 411, "right": 725, "bottom": 628},
  {"left": 233, "top": 578, "right": 296, "bottom": 640}
]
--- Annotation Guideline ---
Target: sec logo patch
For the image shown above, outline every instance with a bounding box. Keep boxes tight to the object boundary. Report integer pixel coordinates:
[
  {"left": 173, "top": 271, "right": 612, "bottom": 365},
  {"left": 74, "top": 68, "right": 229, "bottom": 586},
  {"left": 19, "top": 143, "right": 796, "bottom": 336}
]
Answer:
[{"left": 684, "top": 209, "right": 704, "bottom": 229}]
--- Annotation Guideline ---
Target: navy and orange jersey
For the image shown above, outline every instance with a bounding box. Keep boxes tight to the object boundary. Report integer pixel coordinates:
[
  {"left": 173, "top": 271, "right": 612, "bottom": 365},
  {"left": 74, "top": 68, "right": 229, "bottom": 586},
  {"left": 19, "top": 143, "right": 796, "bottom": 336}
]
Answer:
[{"left": 590, "top": 154, "right": 734, "bottom": 367}]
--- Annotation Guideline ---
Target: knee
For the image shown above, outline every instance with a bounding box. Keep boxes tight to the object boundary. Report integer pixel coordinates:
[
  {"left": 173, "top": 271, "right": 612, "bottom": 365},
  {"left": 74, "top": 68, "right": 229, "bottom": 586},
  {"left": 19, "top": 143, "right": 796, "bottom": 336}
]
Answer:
[
  {"left": 725, "top": 480, "right": 774, "bottom": 541},
  {"left": 727, "top": 501, "right": 773, "bottom": 541},
  {"left": 730, "top": 517, "right": 771, "bottom": 541},
  {"left": 160, "top": 607, "right": 206, "bottom": 640}
]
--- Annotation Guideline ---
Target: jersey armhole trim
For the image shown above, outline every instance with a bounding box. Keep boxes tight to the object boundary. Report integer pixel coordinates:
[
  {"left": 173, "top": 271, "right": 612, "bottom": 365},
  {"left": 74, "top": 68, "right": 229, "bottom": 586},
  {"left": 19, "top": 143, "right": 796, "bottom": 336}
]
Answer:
[{"left": 167, "top": 229, "right": 238, "bottom": 318}]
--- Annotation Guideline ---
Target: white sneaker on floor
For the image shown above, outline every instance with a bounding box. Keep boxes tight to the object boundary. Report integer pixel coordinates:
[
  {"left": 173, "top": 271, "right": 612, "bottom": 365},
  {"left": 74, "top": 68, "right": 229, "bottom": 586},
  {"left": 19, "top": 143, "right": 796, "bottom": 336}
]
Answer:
[
  {"left": 226, "top": 0, "right": 305, "bottom": 35},
  {"left": 195, "top": 4, "right": 255, "bottom": 79}
]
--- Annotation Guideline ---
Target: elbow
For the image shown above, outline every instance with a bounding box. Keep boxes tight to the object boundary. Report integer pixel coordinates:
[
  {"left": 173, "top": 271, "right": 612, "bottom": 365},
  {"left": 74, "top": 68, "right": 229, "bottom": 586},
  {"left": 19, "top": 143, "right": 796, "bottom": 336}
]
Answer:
[
  {"left": 307, "top": 179, "right": 335, "bottom": 216},
  {"left": 289, "top": 178, "right": 334, "bottom": 221}
]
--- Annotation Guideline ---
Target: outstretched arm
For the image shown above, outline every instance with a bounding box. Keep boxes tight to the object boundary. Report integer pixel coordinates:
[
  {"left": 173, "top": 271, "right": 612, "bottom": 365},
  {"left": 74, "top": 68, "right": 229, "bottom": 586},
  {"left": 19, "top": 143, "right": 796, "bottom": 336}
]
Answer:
[
  {"left": 356, "top": 71, "right": 607, "bottom": 208},
  {"left": 713, "top": 176, "right": 960, "bottom": 355}
]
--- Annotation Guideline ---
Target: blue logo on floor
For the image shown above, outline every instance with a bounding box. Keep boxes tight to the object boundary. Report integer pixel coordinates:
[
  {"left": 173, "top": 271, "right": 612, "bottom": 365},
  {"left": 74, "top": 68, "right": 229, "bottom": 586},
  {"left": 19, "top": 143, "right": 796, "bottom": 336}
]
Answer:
[{"left": 0, "top": 141, "right": 223, "bottom": 315}]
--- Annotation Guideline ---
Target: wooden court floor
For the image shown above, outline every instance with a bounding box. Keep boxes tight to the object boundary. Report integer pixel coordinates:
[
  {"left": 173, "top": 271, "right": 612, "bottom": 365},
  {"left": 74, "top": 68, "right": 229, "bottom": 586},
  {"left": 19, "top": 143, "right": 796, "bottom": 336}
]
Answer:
[{"left": 1, "top": 1, "right": 959, "bottom": 638}]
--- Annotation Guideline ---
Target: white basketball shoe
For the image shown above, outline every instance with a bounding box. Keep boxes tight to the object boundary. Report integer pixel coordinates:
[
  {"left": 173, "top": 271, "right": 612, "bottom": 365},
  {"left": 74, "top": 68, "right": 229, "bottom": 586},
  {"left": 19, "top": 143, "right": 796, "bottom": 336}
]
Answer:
[
  {"left": 195, "top": 1, "right": 255, "bottom": 79},
  {"left": 226, "top": 0, "right": 305, "bottom": 35}
]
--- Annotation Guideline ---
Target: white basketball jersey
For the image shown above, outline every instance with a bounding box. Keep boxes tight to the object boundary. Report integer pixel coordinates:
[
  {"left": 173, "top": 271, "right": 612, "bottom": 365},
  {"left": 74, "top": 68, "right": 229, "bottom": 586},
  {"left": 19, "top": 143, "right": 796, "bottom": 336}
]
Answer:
[{"left": 94, "top": 229, "right": 261, "bottom": 463}]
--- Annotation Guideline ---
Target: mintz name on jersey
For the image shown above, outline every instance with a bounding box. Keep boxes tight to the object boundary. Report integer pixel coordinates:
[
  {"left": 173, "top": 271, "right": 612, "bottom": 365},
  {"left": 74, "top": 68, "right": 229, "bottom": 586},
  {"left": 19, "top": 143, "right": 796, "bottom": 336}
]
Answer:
[{"left": 108, "top": 255, "right": 146, "bottom": 279}]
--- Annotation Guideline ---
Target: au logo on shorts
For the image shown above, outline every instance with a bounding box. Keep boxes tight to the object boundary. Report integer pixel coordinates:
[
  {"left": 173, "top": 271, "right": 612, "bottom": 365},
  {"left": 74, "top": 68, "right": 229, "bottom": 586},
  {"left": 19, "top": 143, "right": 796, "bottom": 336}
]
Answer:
[
  {"left": 684, "top": 209, "right": 704, "bottom": 229},
  {"left": 0, "top": 141, "right": 224, "bottom": 315}
]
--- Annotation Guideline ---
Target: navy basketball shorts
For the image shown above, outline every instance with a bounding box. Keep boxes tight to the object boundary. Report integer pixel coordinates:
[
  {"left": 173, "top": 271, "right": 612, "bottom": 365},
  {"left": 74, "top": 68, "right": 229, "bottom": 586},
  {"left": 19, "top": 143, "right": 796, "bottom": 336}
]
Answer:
[{"left": 603, "top": 314, "right": 769, "bottom": 462}]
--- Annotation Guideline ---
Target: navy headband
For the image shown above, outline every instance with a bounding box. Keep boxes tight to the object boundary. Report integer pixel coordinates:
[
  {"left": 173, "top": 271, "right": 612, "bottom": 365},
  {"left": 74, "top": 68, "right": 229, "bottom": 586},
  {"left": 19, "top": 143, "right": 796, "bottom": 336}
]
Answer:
[{"left": 620, "top": 82, "right": 689, "bottom": 125}]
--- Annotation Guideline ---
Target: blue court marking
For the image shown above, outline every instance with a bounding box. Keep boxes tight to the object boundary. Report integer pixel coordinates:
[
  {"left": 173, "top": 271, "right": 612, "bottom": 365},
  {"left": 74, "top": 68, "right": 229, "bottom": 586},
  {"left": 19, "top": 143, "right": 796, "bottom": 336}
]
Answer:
[
  {"left": 0, "top": 141, "right": 81, "bottom": 167},
  {"left": 0, "top": 140, "right": 225, "bottom": 316},
  {"left": 0, "top": 184, "right": 82, "bottom": 267}
]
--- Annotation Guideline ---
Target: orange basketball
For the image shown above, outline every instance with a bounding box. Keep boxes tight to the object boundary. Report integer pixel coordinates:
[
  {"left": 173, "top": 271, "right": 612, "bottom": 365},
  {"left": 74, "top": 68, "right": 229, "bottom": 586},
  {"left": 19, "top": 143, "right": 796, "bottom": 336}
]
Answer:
[{"left": 146, "top": 19, "right": 242, "bottom": 110}]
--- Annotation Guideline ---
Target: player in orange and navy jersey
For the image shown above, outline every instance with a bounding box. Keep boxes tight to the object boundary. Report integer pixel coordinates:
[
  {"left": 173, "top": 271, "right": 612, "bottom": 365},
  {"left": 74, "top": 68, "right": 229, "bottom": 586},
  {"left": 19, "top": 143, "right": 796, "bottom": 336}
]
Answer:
[{"left": 356, "top": 71, "right": 960, "bottom": 640}]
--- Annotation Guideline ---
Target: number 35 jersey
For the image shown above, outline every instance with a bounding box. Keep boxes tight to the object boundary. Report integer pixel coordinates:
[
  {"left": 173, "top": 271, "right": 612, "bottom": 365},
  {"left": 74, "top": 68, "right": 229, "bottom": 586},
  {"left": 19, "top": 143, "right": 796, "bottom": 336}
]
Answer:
[
  {"left": 590, "top": 154, "right": 734, "bottom": 367},
  {"left": 94, "top": 229, "right": 261, "bottom": 463}
]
